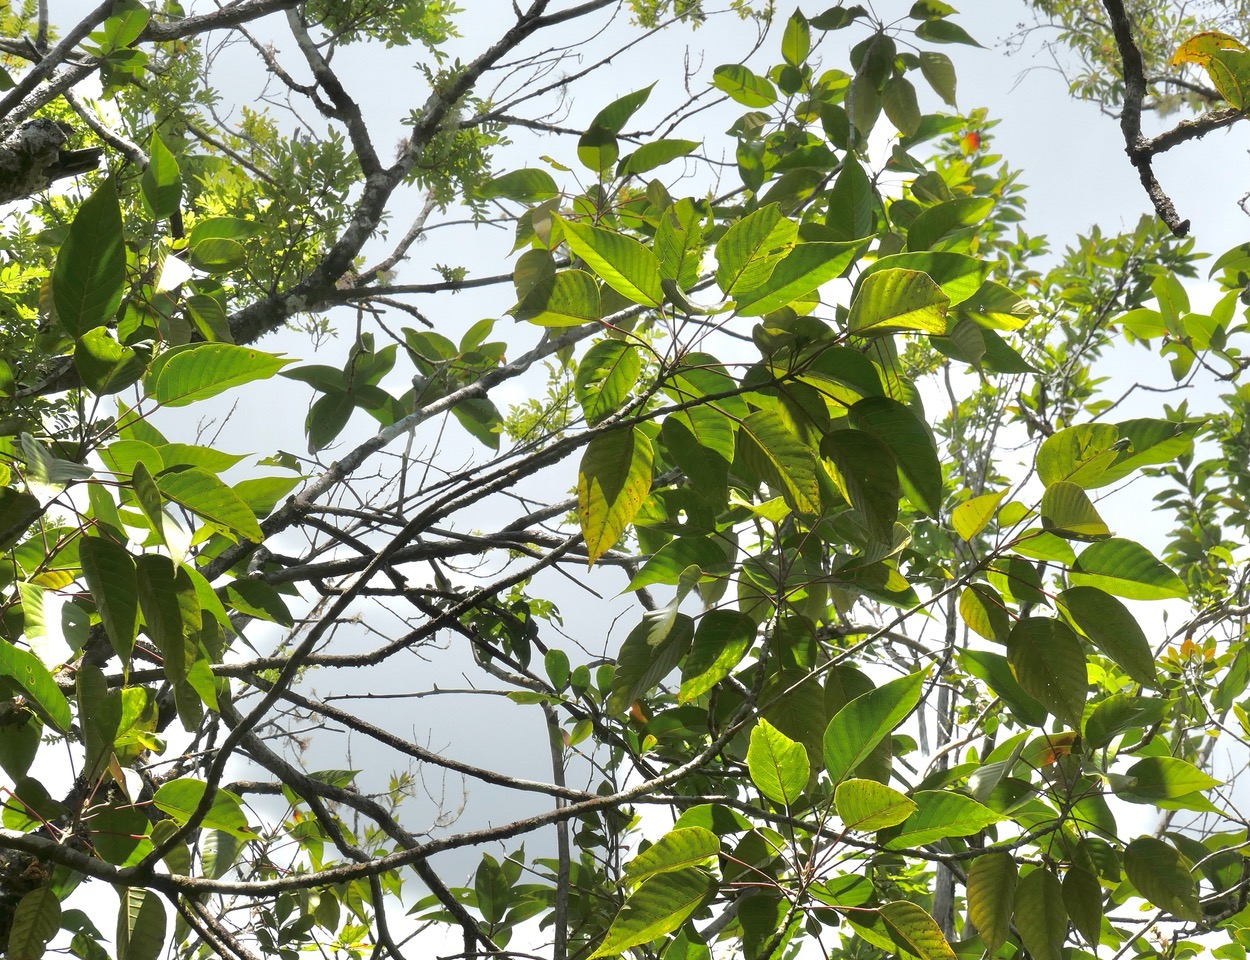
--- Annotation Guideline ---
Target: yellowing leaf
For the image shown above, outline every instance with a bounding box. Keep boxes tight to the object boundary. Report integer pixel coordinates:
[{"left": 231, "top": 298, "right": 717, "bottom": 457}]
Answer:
[
  {"left": 1171, "top": 30, "right": 1246, "bottom": 67},
  {"left": 578, "top": 427, "right": 653, "bottom": 565}
]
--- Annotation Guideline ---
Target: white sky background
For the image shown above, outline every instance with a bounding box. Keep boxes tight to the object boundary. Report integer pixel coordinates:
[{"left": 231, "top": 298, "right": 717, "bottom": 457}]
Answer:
[{"left": 33, "top": 0, "right": 1250, "bottom": 952}]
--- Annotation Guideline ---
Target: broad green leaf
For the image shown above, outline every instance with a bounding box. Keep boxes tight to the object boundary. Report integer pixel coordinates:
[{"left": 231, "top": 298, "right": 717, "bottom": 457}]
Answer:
[
  {"left": 856, "top": 252, "right": 989, "bottom": 306},
  {"left": 781, "top": 10, "right": 811, "bottom": 65},
  {"left": 576, "top": 340, "right": 641, "bottom": 424},
  {"left": 117, "top": 886, "right": 167, "bottom": 960},
  {"left": 8, "top": 886, "right": 60, "bottom": 960},
  {"left": 305, "top": 389, "right": 354, "bottom": 453},
  {"left": 679, "top": 610, "right": 755, "bottom": 701},
  {"left": 951, "top": 491, "right": 1003, "bottom": 540},
  {"left": 655, "top": 198, "right": 706, "bottom": 288},
  {"left": 1006, "top": 618, "right": 1087, "bottom": 727},
  {"left": 906, "top": 197, "right": 994, "bottom": 251},
  {"left": 738, "top": 409, "right": 822, "bottom": 514},
  {"left": 849, "top": 397, "right": 943, "bottom": 516},
  {"left": 967, "top": 853, "right": 1016, "bottom": 951},
  {"left": 187, "top": 216, "right": 262, "bottom": 246},
  {"left": 147, "top": 343, "right": 293, "bottom": 407},
  {"left": 735, "top": 240, "right": 866, "bottom": 316},
  {"left": 958, "top": 584, "right": 1009, "bottom": 643},
  {"left": 712, "top": 64, "right": 777, "bottom": 106},
  {"left": 1013, "top": 869, "right": 1067, "bottom": 960},
  {"left": 915, "top": 18, "right": 983, "bottom": 46},
  {"left": 1040, "top": 481, "right": 1112, "bottom": 541},
  {"left": 882, "top": 76, "right": 921, "bottom": 136},
  {"left": 835, "top": 779, "right": 916, "bottom": 830},
  {"left": 618, "top": 139, "right": 700, "bottom": 176},
  {"left": 883, "top": 790, "right": 1000, "bottom": 848},
  {"left": 0, "top": 638, "right": 71, "bottom": 732},
  {"left": 919, "top": 50, "right": 957, "bottom": 104},
  {"left": 201, "top": 829, "right": 242, "bottom": 879},
  {"left": 75, "top": 328, "right": 145, "bottom": 395},
  {"left": 135, "top": 555, "right": 199, "bottom": 683},
  {"left": 475, "top": 168, "right": 559, "bottom": 202},
  {"left": 799, "top": 345, "right": 885, "bottom": 403},
  {"left": 141, "top": 131, "right": 183, "bottom": 219},
  {"left": 1085, "top": 694, "right": 1172, "bottom": 749},
  {"left": 512, "top": 270, "right": 601, "bottom": 327},
  {"left": 189, "top": 236, "right": 246, "bottom": 273},
  {"left": 0, "top": 488, "right": 40, "bottom": 550},
  {"left": 560, "top": 219, "right": 663, "bottom": 306},
  {"left": 879, "top": 901, "right": 956, "bottom": 960},
  {"left": 661, "top": 405, "right": 734, "bottom": 498},
  {"left": 824, "top": 156, "right": 878, "bottom": 242},
  {"left": 53, "top": 178, "right": 125, "bottom": 336},
  {"left": 824, "top": 670, "right": 925, "bottom": 784},
  {"left": 578, "top": 426, "right": 653, "bottom": 565},
  {"left": 1057, "top": 586, "right": 1157, "bottom": 687},
  {"left": 624, "top": 828, "right": 720, "bottom": 887},
  {"left": 223, "top": 578, "right": 294, "bottom": 627},
  {"left": 153, "top": 778, "right": 256, "bottom": 838},
  {"left": 715, "top": 204, "right": 796, "bottom": 295},
  {"left": 1124, "top": 837, "right": 1200, "bottom": 921},
  {"left": 589, "top": 867, "right": 715, "bottom": 957},
  {"left": 1063, "top": 866, "right": 1103, "bottom": 946},
  {"left": 822, "top": 429, "right": 900, "bottom": 543},
  {"left": 627, "top": 537, "right": 733, "bottom": 591},
  {"left": 1070, "top": 538, "right": 1187, "bottom": 600},
  {"left": 1036, "top": 423, "right": 1120, "bottom": 487},
  {"left": 1207, "top": 48, "right": 1250, "bottom": 108},
  {"left": 748, "top": 718, "right": 810, "bottom": 805},
  {"left": 848, "top": 268, "right": 949, "bottom": 335},
  {"left": 156, "top": 467, "right": 263, "bottom": 543},
  {"left": 1093, "top": 418, "right": 1199, "bottom": 487},
  {"left": 1118, "top": 757, "right": 1221, "bottom": 803},
  {"left": 77, "top": 664, "right": 121, "bottom": 782},
  {"left": 475, "top": 855, "right": 509, "bottom": 924}
]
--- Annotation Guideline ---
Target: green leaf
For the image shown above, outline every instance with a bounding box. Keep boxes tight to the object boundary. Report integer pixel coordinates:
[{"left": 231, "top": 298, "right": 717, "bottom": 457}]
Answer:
[
  {"left": 141, "top": 131, "right": 183, "bottom": 219},
  {"left": 781, "top": 10, "right": 811, "bottom": 65},
  {"left": 618, "top": 139, "right": 700, "bottom": 177},
  {"left": 627, "top": 537, "right": 733, "bottom": 591},
  {"left": 967, "top": 853, "right": 1016, "bottom": 951},
  {"left": 958, "top": 585, "right": 1009, "bottom": 644},
  {"left": 1013, "top": 869, "right": 1067, "bottom": 960},
  {"left": 305, "top": 390, "right": 354, "bottom": 453},
  {"left": 661, "top": 405, "right": 734, "bottom": 498},
  {"left": 589, "top": 867, "right": 714, "bottom": 958},
  {"left": 1040, "top": 481, "right": 1112, "bottom": 541},
  {"left": 734, "top": 240, "right": 866, "bottom": 316},
  {"left": 452, "top": 395, "right": 502, "bottom": 451},
  {"left": 906, "top": 197, "right": 995, "bottom": 251},
  {"left": 882, "top": 76, "right": 921, "bottom": 136},
  {"left": 1206, "top": 48, "right": 1250, "bottom": 108},
  {"left": 579, "top": 426, "right": 653, "bottom": 565},
  {"left": 53, "top": 178, "right": 125, "bottom": 336},
  {"left": 135, "top": 555, "right": 199, "bottom": 683},
  {"left": 1118, "top": 757, "right": 1221, "bottom": 803},
  {"left": 75, "top": 328, "right": 146, "bottom": 395},
  {"left": 475, "top": 855, "right": 510, "bottom": 924},
  {"left": 188, "top": 216, "right": 262, "bottom": 246},
  {"left": 576, "top": 340, "right": 641, "bottom": 425},
  {"left": 712, "top": 64, "right": 777, "bottom": 106},
  {"left": 679, "top": 609, "right": 755, "bottom": 701},
  {"left": 189, "top": 236, "right": 246, "bottom": 273},
  {"left": 0, "top": 638, "right": 71, "bottom": 732},
  {"left": 1069, "top": 538, "right": 1187, "bottom": 600},
  {"left": 1063, "top": 866, "right": 1103, "bottom": 946},
  {"left": 1036, "top": 423, "right": 1120, "bottom": 487},
  {"left": 835, "top": 778, "right": 916, "bottom": 830},
  {"left": 0, "top": 488, "right": 40, "bottom": 550},
  {"left": 824, "top": 670, "right": 925, "bottom": 785},
  {"left": 1057, "top": 586, "right": 1157, "bottom": 687},
  {"left": 919, "top": 50, "right": 957, "bottom": 105},
  {"left": 738, "top": 409, "right": 822, "bottom": 514},
  {"left": 951, "top": 491, "right": 1003, "bottom": 540},
  {"left": 608, "top": 612, "right": 693, "bottom": 714},
  {"left": 850, "top": 265, "right": 945, "bottom": 335},
  {"left": 849, "top": 397, "right": 943, "bottom": 516},
  {"left": 1124, "top": 837, "right": 1200, "bottom": 921},
  {"left": 116, "top": 886, "right": 167, "bottom": 960},
  {"left": 1084, "top": 694, "right": 1172, "bottom": 749},
  {"left": 223, "top": 579, "right": 294, "bottom": 627},
  {"left": 560, "top": 219, "right": 663, "bottom": 306},
  {"left": 1094, "top": 418, "right": 1199, "bottom": 487},
  {"left": 915, "top": 18, "right": 983, "bottom": 46},
  {"left": 624, "top": 827, "right": 719, "bottom": 887},
  {"left": 883, "top": 790, "right": 1000, "bottom": 848},
  {"left": 156, "top": 467, "right": 264, "bottom": 543},
  {"left": 80, "top": 536, "right": 139, "bottom": 665},
  {"left": 1006, "top": 618, "right": 1087, "bottom": 727},
  {"left": 8, "top": 886, "right": 61, "bottom": 960},
  {"left": 824, "top": 156, "right": 878, "bottom": 242},
  {"left": 821, "top": 430, "right": 900, "bottom": 543},
  {"left": 512, "top": 269, "right": 601, "bottom": 327},
  {"left": 148, "top": 343, "right": 293, "bottom": 407},
  {"left": 715, "top": 204, "right": 796, "bottom": 295},
  {"left": 879, "top": 901, "right": 956, "bottom": 960},
  {"left": 655, "top": 198, "right": 707, "bottom": 288},
  {"left": 78, "top": 664, "right": 121, "bottom": 782},
  {"left": 857, "top": 252, "right": 988, "bottom": 307},
  {"left": 475, "top": 168, "right": 559, "bottom": 202},
  {"left": 153, "top": 778, "right": 256, "bottom": 838},
  {"left": 748, "top": 718, "right": 810, "bottom": 805}
]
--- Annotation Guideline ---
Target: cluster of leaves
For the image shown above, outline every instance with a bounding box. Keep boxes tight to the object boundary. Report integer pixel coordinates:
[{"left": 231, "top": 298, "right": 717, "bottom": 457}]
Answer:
[{"left": 0, "top": 3, "right": 1249, "bottom": 960}]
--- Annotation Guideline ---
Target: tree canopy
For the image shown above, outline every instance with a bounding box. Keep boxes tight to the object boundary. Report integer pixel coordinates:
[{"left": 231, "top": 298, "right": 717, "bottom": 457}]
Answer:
[{"left": 1, "top": 2, "right": 1250, "bottom": 960}]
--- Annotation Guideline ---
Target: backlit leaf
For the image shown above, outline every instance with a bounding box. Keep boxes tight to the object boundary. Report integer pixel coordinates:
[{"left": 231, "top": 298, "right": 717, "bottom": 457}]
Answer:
[
  {"left": 1013, "top": 869, "right": 1067, "bottom": 960},
  {"left": 1069, "top": 538, "right": 1187, "bottom": 600},
  {"left": 1124, "top": 837, "right": 1200, "bottom": 921},
  {"left": 967, "top": 853, "right": 1016, "bottom": 950},
  {"left": 824, "top": 670, "right": 925, "bottom": 785},
  {"left": 560, "top": 219, "right": 663, "bottom": 306},
  {"left": 1006, "top": 618, "right": 1087, "bottom": 727},
  {"left": 835, "top": 779, "right": 916, "bottom": 831},
  {"left": 53, "top": 178, "right": 125, "bottom": 336},
  {"left": 578, "top": 426, "right": 653, "bottom": 565},
  {"left": 589, "top": 867, "right": 715, "bottom": 957},
  {"left": 748, "top": 718, "right": 810, "bottom": 805}
]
